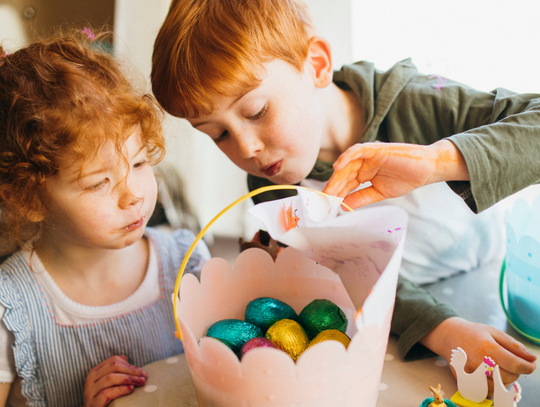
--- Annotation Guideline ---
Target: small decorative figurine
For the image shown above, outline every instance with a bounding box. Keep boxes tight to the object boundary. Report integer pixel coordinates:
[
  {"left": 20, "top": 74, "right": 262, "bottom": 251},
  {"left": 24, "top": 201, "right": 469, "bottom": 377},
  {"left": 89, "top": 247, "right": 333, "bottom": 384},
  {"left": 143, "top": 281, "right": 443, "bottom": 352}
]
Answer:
[
  {"left": 419, "top": 384, "right": 457, "bottom": 407},
  {"left": 450, "top": 347, "right": 494, "bottom": 406},
  {"left": 429, "top": 384, "right": 446, "bottom": 407},
  {"left": 492, "top": 365, "right": 522, "bottom": 407}
]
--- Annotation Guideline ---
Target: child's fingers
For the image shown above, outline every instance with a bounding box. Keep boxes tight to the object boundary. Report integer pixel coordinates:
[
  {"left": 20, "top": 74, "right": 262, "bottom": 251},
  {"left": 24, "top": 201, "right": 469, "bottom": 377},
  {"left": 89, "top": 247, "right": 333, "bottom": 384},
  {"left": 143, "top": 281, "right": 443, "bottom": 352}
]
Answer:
[
  {"left": 332, "top": 143, "right": 379, "bottom": 170},
  {"left": 324, "top": 173, "right": 356, "bottom": 197},
  {"left": 88, "top": 355, "right": 128, "bottom": 372},
  {"left": 489, "top": 330, "right": 537, "bottom": 375},
  {"left": 87, "top": 356, "right": 148, "bottom": 384},
  {"left": 493, "top": 329, "right": 537, "bottom": 362},
  {"left": 94, "top": 372, "right": 147, "bottom": 391},
  {"left": 89, "top": 384, "right": 135, "bottom": 407},
  {"left": 342, "top": 186, "right": 385, "bottom": 209},
  {"left": 324, "top": 161, "right": 365, "bottom": 197}
]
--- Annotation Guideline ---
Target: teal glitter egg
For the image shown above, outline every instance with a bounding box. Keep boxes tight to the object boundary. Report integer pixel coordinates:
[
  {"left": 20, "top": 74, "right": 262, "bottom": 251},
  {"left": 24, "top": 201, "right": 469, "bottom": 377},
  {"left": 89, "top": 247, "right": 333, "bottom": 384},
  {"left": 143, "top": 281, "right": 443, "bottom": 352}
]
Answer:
[
  {"left": 206, "top": 319, "right": 263, "bottom": 356},
  {"left": 297, "top": 299, "right": 348, "bottom": 339},
  {"left": 245, "top": 297, "right": 298, "bottom": 333}
]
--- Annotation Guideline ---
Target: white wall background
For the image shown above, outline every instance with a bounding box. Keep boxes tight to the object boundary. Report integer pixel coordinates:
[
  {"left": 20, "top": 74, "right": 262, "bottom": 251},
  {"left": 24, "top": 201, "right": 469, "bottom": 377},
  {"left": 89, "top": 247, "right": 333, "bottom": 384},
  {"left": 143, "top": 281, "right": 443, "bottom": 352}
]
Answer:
[
  {"left": 1, "top": 0, "right": 539, "bottom": 236},
  {"left": 351, "top": 0, "right": 540, "bottom": 93}
]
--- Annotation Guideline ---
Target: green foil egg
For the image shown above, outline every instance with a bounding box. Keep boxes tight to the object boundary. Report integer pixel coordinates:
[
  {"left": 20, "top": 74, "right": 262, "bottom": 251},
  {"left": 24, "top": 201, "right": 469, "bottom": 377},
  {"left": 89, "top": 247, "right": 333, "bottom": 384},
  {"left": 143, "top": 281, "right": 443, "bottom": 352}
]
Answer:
[
  {"left": 297, "top": 299, "right": 348, "bottom": 339},
  {"left": 206, "top": 319, "right": 263, "bottom": 357},
  {"left": 266, "top": 319, "right": 309, "bottom": 361},
  {"left": 245, "top": 297, "right": 298, "bottom": 333}
]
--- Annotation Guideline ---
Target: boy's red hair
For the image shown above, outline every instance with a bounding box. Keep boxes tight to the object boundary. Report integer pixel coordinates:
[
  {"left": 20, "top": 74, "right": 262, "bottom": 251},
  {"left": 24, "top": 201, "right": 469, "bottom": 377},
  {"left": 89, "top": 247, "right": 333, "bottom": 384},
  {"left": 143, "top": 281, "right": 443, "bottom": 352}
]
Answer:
[
  {"left": 0, "top": 29, "right": 165, "bottom": 255},
  {"left": 151, "top": 0, "right": 315, "bottom": 118}
]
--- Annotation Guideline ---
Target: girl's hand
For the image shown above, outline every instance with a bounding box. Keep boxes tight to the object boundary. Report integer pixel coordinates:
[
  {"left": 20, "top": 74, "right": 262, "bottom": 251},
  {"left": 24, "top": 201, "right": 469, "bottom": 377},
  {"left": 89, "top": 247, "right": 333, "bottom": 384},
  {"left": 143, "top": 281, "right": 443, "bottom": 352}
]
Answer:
[
  {"left": 420, "top": 317, "right": 537, "bottom": 393},
  {"left": 83, "top": 355, "right": 148, "bottom": 407},
  {"left": 322, "top": 140, "right": 469, "bottom": 209}
]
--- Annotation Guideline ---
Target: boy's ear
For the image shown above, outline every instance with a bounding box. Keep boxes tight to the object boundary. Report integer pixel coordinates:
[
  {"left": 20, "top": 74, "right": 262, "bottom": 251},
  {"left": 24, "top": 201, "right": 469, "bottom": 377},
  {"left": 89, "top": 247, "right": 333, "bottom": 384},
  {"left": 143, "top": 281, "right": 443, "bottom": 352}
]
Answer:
[
  {"left": 306, "top": 36, "right": 333, "bottom": 88},
  {"left": 0, "top": 184, "right": 46, "bottom": 222}
]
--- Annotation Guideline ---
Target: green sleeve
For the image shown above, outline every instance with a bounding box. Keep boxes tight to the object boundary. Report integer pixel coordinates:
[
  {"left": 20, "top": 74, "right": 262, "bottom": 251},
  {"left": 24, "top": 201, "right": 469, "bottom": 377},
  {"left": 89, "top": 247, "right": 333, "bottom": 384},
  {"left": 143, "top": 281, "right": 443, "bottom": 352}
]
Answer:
[
  {"left": 392, "top": 275, "right": 459, "bottom": 360},
  {"left": 447, "top": 89, "right": 540, "bottom": 212},
  {"left": 382, "top": 75, "right": 540, "bottom": 213},
  {"left": 247, "top": 173, "right": 460, "bottom": 360}
]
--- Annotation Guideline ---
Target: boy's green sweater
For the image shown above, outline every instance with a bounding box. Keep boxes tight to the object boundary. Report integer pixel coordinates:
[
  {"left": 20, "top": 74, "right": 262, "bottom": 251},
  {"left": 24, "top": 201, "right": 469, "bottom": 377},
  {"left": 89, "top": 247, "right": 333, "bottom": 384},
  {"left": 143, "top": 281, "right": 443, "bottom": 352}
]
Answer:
[{"left": 248, "top": 59, "right": 540, "bottom": 360}]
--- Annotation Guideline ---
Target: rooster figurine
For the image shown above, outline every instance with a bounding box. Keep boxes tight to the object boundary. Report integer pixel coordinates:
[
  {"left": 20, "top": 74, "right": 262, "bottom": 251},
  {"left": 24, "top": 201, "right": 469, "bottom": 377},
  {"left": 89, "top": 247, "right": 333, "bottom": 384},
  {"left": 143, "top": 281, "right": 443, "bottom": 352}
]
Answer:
[
  {"left": 450, "top": 347, "right": 495, "bottom": 403},
  {"left": 492, "top": 365, "right": 522, "bottom": 407}
]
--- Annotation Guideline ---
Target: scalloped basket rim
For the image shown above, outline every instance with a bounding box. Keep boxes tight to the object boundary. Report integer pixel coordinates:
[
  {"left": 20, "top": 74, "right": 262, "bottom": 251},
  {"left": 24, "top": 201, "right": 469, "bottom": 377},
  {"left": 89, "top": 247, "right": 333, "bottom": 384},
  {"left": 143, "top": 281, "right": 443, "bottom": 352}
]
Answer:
[{"left": 177, "top": 247, "right": 384, "bottom": 369}]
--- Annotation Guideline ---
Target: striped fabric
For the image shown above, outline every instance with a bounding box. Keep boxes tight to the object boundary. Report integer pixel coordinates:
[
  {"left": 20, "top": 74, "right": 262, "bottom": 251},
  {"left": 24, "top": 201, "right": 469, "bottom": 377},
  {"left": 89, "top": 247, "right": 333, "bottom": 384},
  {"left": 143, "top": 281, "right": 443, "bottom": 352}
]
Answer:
[{"left": 0, "top": 227, "right": 209, "bottom": 407}]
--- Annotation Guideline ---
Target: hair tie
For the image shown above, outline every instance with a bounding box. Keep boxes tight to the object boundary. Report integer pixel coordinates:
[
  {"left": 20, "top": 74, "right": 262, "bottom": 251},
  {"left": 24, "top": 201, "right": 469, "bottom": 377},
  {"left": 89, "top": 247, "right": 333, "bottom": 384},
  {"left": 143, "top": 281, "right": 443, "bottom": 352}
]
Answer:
[{"left": 81, "top": 27, "right": 95, "bottom": 39}]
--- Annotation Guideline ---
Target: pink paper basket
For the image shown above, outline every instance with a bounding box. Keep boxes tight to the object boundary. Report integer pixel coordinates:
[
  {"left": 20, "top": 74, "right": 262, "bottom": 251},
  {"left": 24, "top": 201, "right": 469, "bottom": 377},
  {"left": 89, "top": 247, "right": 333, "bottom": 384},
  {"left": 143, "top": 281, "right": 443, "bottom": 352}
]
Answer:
[{"left": 173, "top": 186, "right": 406, "bottom": 407}]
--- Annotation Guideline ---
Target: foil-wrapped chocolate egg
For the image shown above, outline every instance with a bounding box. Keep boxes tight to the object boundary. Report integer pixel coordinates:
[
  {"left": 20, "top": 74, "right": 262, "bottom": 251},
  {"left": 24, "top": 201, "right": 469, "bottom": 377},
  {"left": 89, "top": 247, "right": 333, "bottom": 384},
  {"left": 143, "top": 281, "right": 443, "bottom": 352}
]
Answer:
[
  {"left": 240, "top": 337, "right": 277, "bottom": 359},
  {"left": 206, "top": 319, "right": 262, "bottom": 356},
  {"left": 297, "top": 299, "right": 348, "bottom": 339},
  {"left": 307, "top": 329, "right": 351, "bottom": 349},
  {"left": 265, "top": 319, "right": 309, "bottom": 361},
  {"left": 245, "top": 297, "right": 298, "bottom": 333}
]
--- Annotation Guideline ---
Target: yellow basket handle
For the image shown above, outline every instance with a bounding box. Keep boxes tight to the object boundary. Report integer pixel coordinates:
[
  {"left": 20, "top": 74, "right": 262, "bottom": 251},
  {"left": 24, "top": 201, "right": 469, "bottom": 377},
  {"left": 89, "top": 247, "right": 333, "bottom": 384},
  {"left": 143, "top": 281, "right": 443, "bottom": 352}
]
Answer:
[{"left": 173, "top": 185, "right": 354, "bottom": 341}]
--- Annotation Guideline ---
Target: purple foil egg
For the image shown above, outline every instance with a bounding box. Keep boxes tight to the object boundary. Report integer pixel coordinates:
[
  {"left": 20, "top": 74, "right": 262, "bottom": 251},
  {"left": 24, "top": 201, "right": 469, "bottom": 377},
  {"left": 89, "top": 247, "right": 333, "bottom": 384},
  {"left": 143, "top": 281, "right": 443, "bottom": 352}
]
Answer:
[{"left": 240, "top": 337, "right": 277, "bottom": 359}]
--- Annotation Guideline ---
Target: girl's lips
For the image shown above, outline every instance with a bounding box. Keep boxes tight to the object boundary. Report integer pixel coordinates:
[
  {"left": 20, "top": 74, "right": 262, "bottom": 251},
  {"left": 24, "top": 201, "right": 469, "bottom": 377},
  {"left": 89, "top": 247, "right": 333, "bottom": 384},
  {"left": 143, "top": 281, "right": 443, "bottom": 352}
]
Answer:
[
  {"left": 262, "top": 160, "right": 282, "bottom": 177},
  {"left": 125, "top": 217, "right": 144, "bottom": 231}
]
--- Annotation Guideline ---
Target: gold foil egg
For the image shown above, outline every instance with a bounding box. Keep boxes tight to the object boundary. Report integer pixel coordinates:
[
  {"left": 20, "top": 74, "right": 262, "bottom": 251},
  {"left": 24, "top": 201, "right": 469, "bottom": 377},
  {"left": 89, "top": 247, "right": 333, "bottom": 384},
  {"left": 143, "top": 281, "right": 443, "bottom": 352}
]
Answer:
[
  {"left": 307, "top": 329, "right": 351, "bottom": 349},
  {"left": 265, "top": 319, "right": 309, "bottom": 361}
]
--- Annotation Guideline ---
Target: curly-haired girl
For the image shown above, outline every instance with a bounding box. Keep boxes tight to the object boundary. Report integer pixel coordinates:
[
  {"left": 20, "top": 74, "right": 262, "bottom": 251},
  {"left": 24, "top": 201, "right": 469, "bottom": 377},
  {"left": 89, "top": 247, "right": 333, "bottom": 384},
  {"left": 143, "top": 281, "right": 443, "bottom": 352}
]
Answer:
[{"left": 0, "top": 30, "right": 209, "bottom": 407}]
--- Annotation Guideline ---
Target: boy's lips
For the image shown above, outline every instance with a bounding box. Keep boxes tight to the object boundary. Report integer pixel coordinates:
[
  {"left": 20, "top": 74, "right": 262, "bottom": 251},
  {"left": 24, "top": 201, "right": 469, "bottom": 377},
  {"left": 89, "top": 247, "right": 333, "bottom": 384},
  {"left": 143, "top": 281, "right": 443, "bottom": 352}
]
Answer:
[{"left": 261, "top": 160, "right": 282, "bottom": 177}]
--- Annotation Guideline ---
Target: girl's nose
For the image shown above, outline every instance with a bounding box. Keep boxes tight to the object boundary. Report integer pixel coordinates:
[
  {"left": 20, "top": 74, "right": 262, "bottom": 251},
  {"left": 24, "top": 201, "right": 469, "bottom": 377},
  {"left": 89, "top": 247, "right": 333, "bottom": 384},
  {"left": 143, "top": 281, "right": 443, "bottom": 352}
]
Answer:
[
  {"left": 118, "top": 178, "right": 144, "bottom": 209},
  {"left": 236, "top": 131, "right": 264, "bottom": 159}
]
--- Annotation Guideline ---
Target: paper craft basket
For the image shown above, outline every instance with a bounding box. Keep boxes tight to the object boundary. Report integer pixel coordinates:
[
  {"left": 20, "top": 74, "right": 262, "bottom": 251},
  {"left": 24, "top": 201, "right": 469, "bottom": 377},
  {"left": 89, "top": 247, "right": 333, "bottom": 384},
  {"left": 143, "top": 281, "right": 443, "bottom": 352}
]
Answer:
[{"left": 173, "top": 186, "right": 408, "bottom": 407}]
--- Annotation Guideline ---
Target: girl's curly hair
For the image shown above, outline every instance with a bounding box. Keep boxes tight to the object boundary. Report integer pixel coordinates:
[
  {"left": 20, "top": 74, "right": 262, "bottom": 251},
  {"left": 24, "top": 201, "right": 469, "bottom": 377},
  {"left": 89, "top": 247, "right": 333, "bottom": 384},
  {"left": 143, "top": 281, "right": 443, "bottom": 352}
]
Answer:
[{"left": 0, "top": 28, "right": 165, "bottom": 256}]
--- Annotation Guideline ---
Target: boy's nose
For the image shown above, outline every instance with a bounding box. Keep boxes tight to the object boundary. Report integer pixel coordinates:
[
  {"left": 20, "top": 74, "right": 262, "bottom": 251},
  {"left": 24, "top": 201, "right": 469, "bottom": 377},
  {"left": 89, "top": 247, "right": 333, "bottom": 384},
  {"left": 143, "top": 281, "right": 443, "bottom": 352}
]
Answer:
[{"left": 236, "top": 131, "right": 264, "bottom": 159}]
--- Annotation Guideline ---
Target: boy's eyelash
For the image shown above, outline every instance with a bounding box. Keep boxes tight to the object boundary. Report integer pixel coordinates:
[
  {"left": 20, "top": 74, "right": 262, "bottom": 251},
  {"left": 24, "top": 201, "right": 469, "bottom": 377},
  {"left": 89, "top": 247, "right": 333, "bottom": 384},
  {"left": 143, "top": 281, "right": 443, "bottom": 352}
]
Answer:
[
  {"left": 215, "top": 131, "right": 228, "bottom": 143},
  {"left": 247, "top": 104, "right": 268, "bottom": 121},
  {"left": 214, "top": 105, "right": 267, "bottom": 144}
]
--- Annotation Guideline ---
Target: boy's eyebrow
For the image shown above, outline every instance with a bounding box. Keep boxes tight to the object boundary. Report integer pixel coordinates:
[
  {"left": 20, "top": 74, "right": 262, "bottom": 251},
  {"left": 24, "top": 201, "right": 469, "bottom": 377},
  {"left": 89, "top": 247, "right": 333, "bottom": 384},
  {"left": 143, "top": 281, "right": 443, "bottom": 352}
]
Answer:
[{"left": 229, "top": 91, "right": 249, "bottom": 108}]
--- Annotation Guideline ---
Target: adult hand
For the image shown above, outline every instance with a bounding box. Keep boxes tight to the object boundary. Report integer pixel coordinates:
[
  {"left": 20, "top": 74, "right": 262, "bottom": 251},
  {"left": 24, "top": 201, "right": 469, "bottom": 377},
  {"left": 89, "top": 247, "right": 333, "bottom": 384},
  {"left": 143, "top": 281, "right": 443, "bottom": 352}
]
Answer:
[
  {"left": 83, "top": 355, "right": 148, "bottom": 407},
  {"left": 323, "top": 140, "right": 469, "bottom": 209}
]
